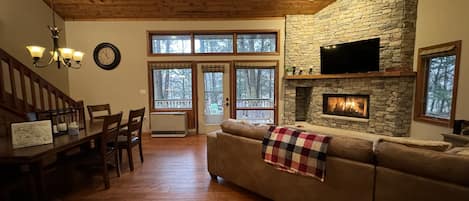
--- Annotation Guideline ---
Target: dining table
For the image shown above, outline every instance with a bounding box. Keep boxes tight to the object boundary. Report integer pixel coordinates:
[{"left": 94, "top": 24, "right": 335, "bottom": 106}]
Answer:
[{"left": 0, "top": 119, "right": 128, "bottom": 201}]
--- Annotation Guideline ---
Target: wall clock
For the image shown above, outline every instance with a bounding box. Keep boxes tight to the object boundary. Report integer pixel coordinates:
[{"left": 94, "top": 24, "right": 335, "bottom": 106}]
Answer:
[{"left": 93, "top": 42, "right": 121, "bottom": 70}]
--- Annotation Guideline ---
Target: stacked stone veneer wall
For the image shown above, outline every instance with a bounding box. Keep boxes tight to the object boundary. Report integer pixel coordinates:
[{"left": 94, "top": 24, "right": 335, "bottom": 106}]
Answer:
[
  {"left": 285, "top": 77, "right": 415, "bottom": 136},
  {"left": 283, "top": 0, "right": 418, "bottom": 136},
  {"left": 285, "top": 0, "right": 418, "bottom": 74}
]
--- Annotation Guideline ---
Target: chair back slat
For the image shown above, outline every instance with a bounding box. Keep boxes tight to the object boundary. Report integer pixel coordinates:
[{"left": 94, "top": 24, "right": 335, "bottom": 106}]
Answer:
[
  {"left": 87, "top": 104, "right": 111, "bottom": 122},
  {"left": 127, "top": 108, "right": 145, "bottom": 137},
  {"left": 101, "top": 112, "right": 123, "bottom": 154}
]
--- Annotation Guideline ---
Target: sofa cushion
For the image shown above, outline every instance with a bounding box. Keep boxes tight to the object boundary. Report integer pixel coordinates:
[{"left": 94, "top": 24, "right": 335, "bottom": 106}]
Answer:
[
  {"left": 376, "top": 142, "right": 469, "bottom": 186},
  {"left": 446, "top": 147, "right": 469, "bottom": 157},
  {"left": 328, "top": 136, "right": 375, "bottom": 164},
  {"left": 220, "top": 119, "right": 269, "bottom": 140},
  {"left": 377, "top": 137, "right": 452, "bottom": 152}
]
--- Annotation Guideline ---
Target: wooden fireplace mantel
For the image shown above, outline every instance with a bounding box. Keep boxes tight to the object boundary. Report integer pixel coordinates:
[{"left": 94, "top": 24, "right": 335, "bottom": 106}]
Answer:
[{"left": 285, "top": 71, "right": 417, "bottom": 80}]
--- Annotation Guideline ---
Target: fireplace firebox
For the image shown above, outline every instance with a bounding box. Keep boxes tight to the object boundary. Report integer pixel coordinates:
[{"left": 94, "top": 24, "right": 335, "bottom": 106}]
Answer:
[{"left": 323, "top": 94, "right": 370, "bottom": 119}]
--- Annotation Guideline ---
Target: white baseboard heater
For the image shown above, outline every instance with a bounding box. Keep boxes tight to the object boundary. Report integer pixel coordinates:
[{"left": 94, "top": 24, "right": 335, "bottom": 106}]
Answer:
[{"left": 150, "top": 112, "right": 188, "bottom": 137}]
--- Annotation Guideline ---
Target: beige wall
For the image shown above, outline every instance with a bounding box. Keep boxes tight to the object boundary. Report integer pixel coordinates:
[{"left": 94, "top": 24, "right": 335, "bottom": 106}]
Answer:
[
  {"left": 65, "top": 20, "right": 285, "bottom": 131},
  {"left": 0, "top": 0, "right": 69, "bottom": 93},
  {"left": 410, "top": 0, "right": 469, "bottom": 140}
]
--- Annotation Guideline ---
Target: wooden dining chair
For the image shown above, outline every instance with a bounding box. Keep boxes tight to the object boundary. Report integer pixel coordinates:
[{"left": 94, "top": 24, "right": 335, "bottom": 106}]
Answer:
[
  {"left": 87, "top": 104, "right": 111, "bottom": 122},
  {"left": 75, "top": 112, "right": 123, "bottom": 189},
  {"left": 100, "top": 112, "right": 123, "bottom": 189},
  {"left": 117, "top": 108, "right": 145, "bottom": 171}
]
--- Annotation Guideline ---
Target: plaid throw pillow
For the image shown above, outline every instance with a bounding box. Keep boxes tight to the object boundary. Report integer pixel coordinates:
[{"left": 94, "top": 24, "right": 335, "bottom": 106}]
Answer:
[{"left": 262, "top": 126, "right": 332, "bottom": 181}]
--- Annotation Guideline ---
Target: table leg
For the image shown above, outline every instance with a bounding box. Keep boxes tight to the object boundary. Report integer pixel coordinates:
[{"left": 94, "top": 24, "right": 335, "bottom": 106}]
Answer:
[{"left": 30, "top": 161, "right": 46, "bottom": 201}]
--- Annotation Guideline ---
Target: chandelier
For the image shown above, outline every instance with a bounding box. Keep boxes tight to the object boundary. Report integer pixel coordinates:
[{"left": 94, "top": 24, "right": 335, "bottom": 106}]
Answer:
[{"left": 26, "top": 0, "right": 83, "bottom": 69}]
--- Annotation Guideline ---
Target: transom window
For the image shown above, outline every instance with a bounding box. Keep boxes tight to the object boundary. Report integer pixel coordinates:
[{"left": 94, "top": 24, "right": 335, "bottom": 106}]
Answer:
[
  {"left": 237, "top": 33, "right": 277, "bottom": 53},
  {"left": 151, "top": 35, "right": 191, "bottom": 54},
  {"left": 148, "top": 31, "right": 279, "bottom": 55},
  {"left": 195, "top": 34, "right": 233, "bottom": 53},
  {"left": 414, "top": 40, "right": 461, "bottom": 127}
]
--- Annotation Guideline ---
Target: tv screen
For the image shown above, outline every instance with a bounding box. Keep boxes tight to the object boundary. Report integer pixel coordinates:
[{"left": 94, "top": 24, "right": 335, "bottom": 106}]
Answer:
[{"left": 320, "top": 38, "right": 380, "bottom": 74}]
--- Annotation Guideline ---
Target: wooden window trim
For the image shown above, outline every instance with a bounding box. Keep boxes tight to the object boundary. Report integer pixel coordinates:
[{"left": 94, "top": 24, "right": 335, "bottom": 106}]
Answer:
[
  {"left": 232, "top": 60, "right": 279, "bottom": 124},
  {"left": 147, "top": 30, "right": 280, "bottom": 56},
  {"left": 235, "top": 31, "right": 280, "bottom": 55},
  {"left": 147, "top": 61, "right": 196, "bottom": 112},
  {"left": 147, "top": 32, "right": 193, "bottom": 56},
  {"left": 414, "top": 40, "right": 462, "bottom": 127}
]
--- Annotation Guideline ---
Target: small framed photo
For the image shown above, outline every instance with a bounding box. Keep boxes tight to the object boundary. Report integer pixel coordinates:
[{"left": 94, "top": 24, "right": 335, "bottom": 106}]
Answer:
[{"left": 11, "top": 120, "right": 53, "bottom": 149}]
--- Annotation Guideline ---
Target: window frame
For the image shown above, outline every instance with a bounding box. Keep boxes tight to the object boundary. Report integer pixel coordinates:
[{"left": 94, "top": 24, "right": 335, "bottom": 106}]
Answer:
[
  {"left": 147, "top": 32, "right": 193, "bottom": 56},
  {"left": 147, "top": 61, "right": 196, "bottom": 112},
  {"left": 235, "top": 31, "right": 280, "bottom": 55},
  {"left": 231, "top": 60, "right": 279, "bottom": 124},
  {"left": 414, "top": 40, "right": 462, "bottom": 127},
  {"left": 147, "top": 30, "right": 280, "bottom": 56}
]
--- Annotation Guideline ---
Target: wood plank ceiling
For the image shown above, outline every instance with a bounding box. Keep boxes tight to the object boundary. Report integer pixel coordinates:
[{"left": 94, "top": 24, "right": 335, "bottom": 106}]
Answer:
[{"left": 43, "top": 0, "right": 336, "bottom": 20}]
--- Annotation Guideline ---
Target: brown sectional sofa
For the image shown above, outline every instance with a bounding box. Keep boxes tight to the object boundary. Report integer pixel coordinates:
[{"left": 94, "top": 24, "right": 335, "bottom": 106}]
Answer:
[{"left": 207, "top": 120, "right": 469, "bottom": 201}]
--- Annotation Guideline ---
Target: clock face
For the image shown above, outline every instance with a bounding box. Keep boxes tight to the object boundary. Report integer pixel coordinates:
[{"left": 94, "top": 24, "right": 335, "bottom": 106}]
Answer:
[
  {"left": 93, "top": 43, "right": 121, "bottom": 70},
  {"left": 98, "top": 47, "right": 115, "bottom": 65}
]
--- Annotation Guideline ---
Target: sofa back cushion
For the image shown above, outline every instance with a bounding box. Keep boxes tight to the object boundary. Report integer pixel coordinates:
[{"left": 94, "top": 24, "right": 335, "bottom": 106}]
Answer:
[
  {"left": 220, "top": 119, "right": 269, "bottom": 140},
  {"left": 328, "top": 136, "right": 375, "bottom": 164},
  {"left": 376, "top": 142, "right": 469, "bottom": 186}
]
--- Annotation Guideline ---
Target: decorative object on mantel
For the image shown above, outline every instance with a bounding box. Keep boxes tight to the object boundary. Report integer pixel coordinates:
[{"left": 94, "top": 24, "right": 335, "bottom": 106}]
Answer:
[
  {"left": 292, "top": 66, "right": 297, "bottom": 75},
  {"left": 11, "top": 120, "right": 53, "bottom": 149},
  {"left": 25, "top": 0, "right": 84, "bottom": 69},
  {"left": 308, "top": 67, "right": 313, "bottom": 75},
  {"left": 285, "top": 71, "right": 417, "bottom": 80},
  {"left": 93, "top": 42, "right": 121, "bottom": 70},
  {"left": 285, "top": 67, "right": 293, "bottom": 76}
]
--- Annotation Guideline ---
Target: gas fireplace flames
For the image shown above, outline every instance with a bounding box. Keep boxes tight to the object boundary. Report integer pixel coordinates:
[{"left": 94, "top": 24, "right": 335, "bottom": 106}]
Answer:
[{"left": 323, "top": 94, "right": 369, "bottom": 119}]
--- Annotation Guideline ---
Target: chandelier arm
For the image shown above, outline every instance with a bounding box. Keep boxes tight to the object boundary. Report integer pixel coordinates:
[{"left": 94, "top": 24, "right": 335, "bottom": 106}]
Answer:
[{"left": 32, "top": 62, "right": 51, "bottom": 68}]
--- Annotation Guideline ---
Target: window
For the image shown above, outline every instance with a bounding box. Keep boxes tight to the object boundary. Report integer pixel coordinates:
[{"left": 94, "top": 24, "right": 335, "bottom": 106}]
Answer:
[
  {"left": 237, "top": 33, "right": 277, "bottom": 53},
  {"left": 195, "top": 34, "right": 233, "bottom": 53},
  {"left": 414, "top": 40, "right": 461, "bottom": 127},
  {"left": 148, "top": 31, "right": 278, "bottom": 55},
  {"left": 152, "top": 66, "right": 192, "bottom": 109},
  {"left": 204, "top": 72, "right": 224, "bottom": 124},
  {"left": 151, "top": 35, "right": 191, "bottom": 54},
  {"left": 234, "top": 62, "right": 277, "bottom": 124}
]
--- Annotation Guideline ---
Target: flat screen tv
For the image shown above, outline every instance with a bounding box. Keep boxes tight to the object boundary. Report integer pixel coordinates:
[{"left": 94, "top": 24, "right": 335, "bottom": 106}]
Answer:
[{"left": 320, "top": 38, "right": 380, "bottom": 74}]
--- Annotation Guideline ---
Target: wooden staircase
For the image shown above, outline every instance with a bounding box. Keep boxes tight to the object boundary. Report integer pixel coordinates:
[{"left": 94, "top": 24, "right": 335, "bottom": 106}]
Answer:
[{"left": 0, "top": 48, "right": 84, "bottom": 140}]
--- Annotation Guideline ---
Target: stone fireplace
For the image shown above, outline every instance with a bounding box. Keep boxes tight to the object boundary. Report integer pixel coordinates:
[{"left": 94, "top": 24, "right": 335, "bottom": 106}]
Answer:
[
  {"left": 323, "top": 94, "right": 369, "bottom": 119},
  {"left": 282, "top": 0, "right": 418, "bottom": 137},
  {"left": 284, "top": 76, "right": 415, "bottom": 137}
]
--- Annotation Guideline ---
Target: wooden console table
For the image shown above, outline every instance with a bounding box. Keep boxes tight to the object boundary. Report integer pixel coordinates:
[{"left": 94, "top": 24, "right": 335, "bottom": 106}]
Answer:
[{"left": 441, "top": 133, "right": 469, "bottom": 147}]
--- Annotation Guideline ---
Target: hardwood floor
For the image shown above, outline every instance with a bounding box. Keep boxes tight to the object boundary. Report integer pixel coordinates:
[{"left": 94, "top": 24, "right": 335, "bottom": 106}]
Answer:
[{"left": 62, "top": 134, "right": 269, "bottom": 201}]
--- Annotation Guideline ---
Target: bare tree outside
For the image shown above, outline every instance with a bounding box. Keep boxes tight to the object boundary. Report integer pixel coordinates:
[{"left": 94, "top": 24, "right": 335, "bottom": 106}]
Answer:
[
  {"left": 153, "top": 68, "right": 192, "bottom": 109},
  {"left": 424, "top": 55, "right": 456, "bottom": 119}
]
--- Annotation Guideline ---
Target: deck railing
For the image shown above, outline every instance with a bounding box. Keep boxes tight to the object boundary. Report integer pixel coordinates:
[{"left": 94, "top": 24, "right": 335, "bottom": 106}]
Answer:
[
  {"left": 236, "top": 98, "right": 274, "bottom": 108},
  {"left": 154, "top": 99, "right": 193, "bottom": 109}
]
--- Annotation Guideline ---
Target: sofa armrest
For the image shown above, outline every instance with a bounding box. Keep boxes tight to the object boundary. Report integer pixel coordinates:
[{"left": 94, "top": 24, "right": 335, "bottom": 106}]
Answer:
[{"left": 207, "top": 131, "right": 220, "bottom": 177}]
